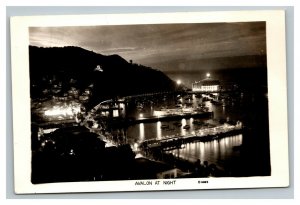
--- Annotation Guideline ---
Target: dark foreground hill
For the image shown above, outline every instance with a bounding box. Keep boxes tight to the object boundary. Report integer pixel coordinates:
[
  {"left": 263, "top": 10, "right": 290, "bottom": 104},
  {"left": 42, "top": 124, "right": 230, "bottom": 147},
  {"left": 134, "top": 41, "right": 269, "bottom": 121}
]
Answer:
[{"left": 29, "top": 46, "right": 176, "bottom": 105}]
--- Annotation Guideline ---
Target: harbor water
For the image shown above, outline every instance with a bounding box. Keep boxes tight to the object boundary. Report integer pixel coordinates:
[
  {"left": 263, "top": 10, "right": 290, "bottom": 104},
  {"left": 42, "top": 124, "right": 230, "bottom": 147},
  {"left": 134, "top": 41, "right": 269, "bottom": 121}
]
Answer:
[{"left": 120, "top": 91, "right": 270, "bottom": 176}]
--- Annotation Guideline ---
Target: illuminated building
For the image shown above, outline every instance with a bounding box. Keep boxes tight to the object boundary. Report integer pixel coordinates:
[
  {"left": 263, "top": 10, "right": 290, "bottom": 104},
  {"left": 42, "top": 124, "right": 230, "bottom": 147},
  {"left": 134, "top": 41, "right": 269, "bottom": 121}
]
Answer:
[{"left": 192, "top": 73, "right": 220, "bottom": 92}]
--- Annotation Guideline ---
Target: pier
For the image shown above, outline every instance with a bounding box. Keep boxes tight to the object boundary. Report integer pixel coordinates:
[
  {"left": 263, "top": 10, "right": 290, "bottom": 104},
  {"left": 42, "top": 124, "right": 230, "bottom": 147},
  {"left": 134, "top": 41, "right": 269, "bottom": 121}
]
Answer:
[
  {"left": 139, "top": 123, "right": 244, "bottom": 151},
  {"left": 131, "top": 111, "right": 213, "bottom": 124}
]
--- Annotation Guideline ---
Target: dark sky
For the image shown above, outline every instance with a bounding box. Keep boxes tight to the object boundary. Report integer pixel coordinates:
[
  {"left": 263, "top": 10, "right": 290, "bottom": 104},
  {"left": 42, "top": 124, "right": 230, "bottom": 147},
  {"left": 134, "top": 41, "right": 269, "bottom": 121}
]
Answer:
[{"left": 29, "top": 22, "right": 266, "bottom": 73}]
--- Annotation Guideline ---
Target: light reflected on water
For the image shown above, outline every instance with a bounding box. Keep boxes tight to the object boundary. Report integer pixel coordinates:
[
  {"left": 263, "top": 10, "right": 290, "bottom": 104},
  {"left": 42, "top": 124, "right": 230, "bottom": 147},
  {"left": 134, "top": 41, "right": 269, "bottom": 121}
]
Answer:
[
  {"left": 181, "top": 119, "right": 187, "bottom": 136},
  {"left": 205, "top": 101, "right": 213, "bottom": 112},
  {"left": 127, "top": 94, "right": 247, "bottom": 169},
  {"left": 139, "top": 123, "right": 145, "bottom": 141},
  {"left": 157, "top": 121, "right": 162, "bottom": 140},
  {"left": 213, "top": 140, "right": 219, "bottom": 158},
  {"left": 190, "top": 118, "right": 194, "bottom": 130},
  {"left": 222, "top": 105, "right": 226, "bottom": 115},
  {"left": 200, "top": 142, "right": 205, "bottom": 161},
  {"left": 119, "top": 103, "right": 126, "bottom": 117},
  {"left": 167, "top": 134, "right": 243, "bottom": 165}
]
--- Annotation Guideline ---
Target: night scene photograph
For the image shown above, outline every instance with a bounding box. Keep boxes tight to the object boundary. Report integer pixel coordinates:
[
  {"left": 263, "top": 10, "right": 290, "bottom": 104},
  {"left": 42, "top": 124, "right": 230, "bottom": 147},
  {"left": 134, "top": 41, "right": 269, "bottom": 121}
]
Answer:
[{"left": 28, "top": 21, "right": 271, "bottom": 184}]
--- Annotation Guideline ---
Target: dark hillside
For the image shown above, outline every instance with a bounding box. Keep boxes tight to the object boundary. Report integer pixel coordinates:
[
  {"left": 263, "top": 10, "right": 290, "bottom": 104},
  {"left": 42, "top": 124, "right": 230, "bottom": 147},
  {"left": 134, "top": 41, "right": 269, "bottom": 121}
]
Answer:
[{"left": 29, "top": 46, "right": 176, "bottom": 105}]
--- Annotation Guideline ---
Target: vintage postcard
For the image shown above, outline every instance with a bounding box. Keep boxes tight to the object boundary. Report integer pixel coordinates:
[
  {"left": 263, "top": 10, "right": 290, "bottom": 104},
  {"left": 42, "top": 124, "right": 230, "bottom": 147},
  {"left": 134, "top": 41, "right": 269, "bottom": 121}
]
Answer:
[{"left": 10, "top": 10, "right": 289, "bottom": 194}]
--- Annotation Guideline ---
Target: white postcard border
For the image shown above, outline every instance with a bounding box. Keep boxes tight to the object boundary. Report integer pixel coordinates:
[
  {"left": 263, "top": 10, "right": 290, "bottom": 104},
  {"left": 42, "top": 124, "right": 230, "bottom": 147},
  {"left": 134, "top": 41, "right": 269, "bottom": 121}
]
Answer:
[{"left": 10, "top": 10, "right": 289, "bottom": 194}]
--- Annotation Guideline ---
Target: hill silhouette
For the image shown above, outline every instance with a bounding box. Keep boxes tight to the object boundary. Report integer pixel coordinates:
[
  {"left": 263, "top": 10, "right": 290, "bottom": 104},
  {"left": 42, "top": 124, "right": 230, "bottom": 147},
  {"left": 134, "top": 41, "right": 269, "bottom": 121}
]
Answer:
[{"left": 29, "top": 46, "right": 176, "bottom": 105}]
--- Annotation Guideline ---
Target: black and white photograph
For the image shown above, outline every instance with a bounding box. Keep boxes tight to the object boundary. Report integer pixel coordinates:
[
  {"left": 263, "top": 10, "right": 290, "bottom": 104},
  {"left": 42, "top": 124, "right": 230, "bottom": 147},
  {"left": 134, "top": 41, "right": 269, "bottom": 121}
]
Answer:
[{"left": 10, "top": 11, "right": 289, "bottom": 193}]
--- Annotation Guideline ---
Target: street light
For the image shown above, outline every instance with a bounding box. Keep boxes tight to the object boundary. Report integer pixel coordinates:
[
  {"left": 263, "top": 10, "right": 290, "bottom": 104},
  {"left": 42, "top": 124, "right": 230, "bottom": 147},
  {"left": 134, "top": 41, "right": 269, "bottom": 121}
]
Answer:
[
  {"left": 206, "top": 73, "right": 211, "bottom": 78},
  {"left": 176, "top": 79, "right": 182, "bottom": 92}
]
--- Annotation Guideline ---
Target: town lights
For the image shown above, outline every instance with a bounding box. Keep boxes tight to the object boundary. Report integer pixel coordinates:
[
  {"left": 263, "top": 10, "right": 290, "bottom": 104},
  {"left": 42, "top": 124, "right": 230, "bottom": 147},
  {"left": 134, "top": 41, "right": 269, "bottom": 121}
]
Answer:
[
  {"left": 44, "top": 104, "right": 81, "bottom": 117},
  {"left": 176, "top": 80, "right": 181, "bottom": 85},
  {"left": 133, "top": 142, "right": 139, "bottom": 151}
]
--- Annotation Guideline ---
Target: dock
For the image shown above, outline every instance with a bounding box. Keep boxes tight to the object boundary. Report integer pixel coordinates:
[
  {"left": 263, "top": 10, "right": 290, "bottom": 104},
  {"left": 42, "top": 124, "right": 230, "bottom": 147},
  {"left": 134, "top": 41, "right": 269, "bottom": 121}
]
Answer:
[
  {"left": 131, "top": 111, "right": 213, "bottom": 124},
  {"left": 139, "top": 123, "right": 244, "bottom": 151}
]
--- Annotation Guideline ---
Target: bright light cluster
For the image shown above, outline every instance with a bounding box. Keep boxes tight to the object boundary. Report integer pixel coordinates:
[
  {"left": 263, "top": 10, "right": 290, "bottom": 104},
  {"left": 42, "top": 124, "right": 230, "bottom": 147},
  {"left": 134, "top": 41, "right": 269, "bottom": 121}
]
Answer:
[
  {"left": 193, "top": 85, "right": 219, "bottom": 92},
  {"left": 44, "top": 104, "right": 81, "bottom": 117}
]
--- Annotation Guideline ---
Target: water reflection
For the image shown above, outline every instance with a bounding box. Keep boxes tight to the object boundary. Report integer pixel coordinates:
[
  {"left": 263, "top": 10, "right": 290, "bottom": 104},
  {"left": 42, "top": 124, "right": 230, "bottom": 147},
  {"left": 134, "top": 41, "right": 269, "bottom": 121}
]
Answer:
[
  {"left": 222, "top": 105, "right": 226, "bottom": 115},
  {"left": 190, "top": 118, "right": 194, "bottom": 131},
  {"left": 139, "top": 123, "right": 145, "bottom": 141},
  {"left": 213, "top": 140, "right": 218, "bottom": 158},
  {"left": 181, "top": 119, "right": 187, "bottom": 136},
  {"left": 200, "top": 142, "right": 205, "bottom": 161},
  {"left": 167, "top": 134, "right": 243, "bottom": 165},
  {"left": 124, "top": 93, "right": 254, "bottom": 171},
  {"left": 157, "top": 121, "right": 162, "bottom": 140}
]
